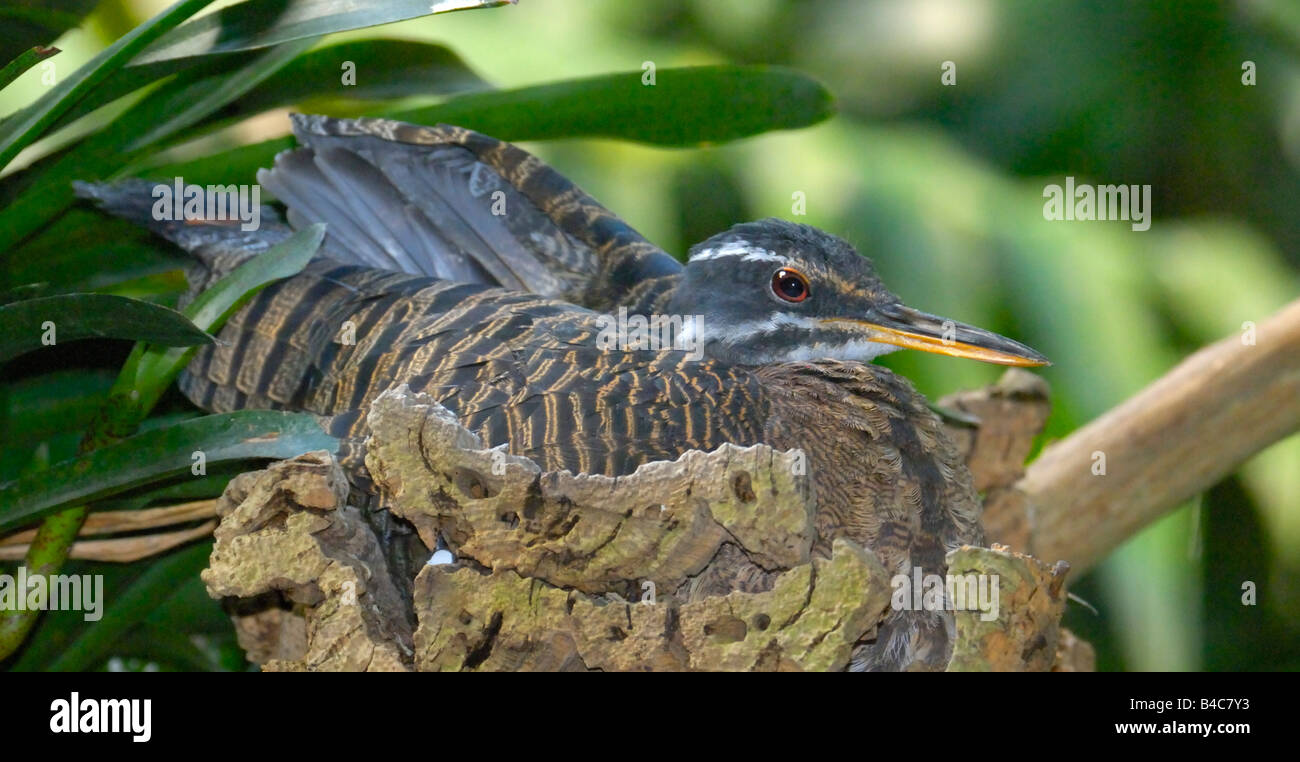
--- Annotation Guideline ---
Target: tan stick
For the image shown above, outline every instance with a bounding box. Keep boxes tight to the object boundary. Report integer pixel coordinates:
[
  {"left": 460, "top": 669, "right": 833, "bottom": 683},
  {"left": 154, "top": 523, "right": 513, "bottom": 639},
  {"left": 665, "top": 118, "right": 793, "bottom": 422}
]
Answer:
[
  {"left": 0, "top": 499, "right": 217, "bottom": 546},
  {"left": 0, "top": 520, "right": 217, "bottom": 563}
]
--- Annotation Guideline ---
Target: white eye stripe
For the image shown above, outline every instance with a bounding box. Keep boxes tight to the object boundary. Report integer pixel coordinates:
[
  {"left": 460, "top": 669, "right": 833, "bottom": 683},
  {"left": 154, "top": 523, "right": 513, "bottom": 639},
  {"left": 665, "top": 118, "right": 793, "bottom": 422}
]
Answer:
[{"left": 689, "top": 241, "right": 789, "bottom": 265}]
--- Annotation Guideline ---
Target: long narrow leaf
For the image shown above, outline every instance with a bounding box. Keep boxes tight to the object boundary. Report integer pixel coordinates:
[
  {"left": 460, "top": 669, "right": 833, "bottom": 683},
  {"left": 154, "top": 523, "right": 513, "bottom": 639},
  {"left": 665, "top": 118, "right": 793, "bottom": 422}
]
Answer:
[
  {"left": 0, "top": 0, "right": 215, "bottom": 171},
  {"left": 47, "top": 543, "right": 215, "bottom": 672},
  {"left": 133, "top": 0, "right": 515, "bottom": 64},
  {"left": 0, "top": 294, "right": 212, "bottom": 364},
  {"left": 0, "top": 410, "right": 339, "bottom": 533},
  {"left": 0, "top": 46, "right": 61, "bottom": 92},
  {"left": 146, "top": 65, "right": 835, "bottom": 187},
  {"left": 126, "top": 38, "right": 316, "bottom": 151},
  {"left": 123, "top": 223, "right": 325, "bottom": 412},
  {"left": 391, "top": 65, "right": 835, "bottom": 146}
]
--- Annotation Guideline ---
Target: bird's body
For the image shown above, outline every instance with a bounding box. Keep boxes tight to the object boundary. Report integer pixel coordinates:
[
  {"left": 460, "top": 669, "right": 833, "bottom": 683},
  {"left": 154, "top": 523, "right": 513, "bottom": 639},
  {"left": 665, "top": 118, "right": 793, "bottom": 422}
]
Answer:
[{"left": 78, "top": 115, "right": 1046, "bottom": 671}]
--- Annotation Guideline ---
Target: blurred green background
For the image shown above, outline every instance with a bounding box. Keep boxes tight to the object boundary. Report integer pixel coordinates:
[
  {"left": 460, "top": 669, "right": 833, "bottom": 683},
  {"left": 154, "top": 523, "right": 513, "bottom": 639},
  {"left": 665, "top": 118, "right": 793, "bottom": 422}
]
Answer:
[{"left": 3, "top": 0, "right": 1297, "bottom": 670}]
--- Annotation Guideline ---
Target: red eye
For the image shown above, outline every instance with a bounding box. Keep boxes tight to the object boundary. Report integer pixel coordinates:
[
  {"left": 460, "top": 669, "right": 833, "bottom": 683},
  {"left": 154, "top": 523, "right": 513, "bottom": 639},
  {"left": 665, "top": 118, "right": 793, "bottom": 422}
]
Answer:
[{"left": 771, "top": 268, "right": 810, "bottom": 303}]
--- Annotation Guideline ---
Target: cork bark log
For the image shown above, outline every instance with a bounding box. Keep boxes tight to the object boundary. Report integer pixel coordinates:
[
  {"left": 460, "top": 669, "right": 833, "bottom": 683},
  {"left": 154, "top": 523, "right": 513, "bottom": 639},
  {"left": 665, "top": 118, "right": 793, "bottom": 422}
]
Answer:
[{"left": 201, "top": 384, "right": 1084, "bottom": 671}]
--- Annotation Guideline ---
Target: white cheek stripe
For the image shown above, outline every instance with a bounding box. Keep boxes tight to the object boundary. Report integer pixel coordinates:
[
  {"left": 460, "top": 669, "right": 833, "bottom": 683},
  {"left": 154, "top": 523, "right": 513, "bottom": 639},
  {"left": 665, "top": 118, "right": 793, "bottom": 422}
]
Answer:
[
  {"left": 693, "top": 314, "right": 900, "bottom": 363},
  {"left": 689, "top": 241, "right": 788, "bottom": 265},
  {"left": 763, "top": 339, "right": 900, "bottom": 364},
  {"left": 701, "top": 313, "right": 818, "bottom": 345}
]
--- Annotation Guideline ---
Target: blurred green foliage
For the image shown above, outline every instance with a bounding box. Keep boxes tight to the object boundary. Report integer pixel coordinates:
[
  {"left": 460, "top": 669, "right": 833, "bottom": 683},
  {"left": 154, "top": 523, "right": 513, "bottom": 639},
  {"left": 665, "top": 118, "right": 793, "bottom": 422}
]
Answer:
[{"left": 2, "top": 0, "right": 1297, "bottom": 671}]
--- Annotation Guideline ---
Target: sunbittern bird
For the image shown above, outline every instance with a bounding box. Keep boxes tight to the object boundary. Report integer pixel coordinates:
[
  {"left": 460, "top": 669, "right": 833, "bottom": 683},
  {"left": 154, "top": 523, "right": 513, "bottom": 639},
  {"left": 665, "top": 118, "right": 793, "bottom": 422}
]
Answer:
[{"left": 77, "top": 114, "right": 1048, "bottom": 671}]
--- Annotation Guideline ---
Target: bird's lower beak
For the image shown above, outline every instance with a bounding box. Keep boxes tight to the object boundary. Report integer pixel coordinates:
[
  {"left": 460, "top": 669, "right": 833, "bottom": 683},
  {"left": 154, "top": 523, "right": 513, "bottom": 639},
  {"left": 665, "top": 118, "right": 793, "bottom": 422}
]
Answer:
[{"left": 822, "top": 304, "right": 1050, "bottom": 367}]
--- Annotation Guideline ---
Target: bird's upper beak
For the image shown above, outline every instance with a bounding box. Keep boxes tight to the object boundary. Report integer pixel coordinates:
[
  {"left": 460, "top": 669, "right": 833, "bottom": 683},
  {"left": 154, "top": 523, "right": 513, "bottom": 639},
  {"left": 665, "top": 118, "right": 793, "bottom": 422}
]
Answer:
[{"left": 822, "top": 303, "right": 1050, "bottom": 367}]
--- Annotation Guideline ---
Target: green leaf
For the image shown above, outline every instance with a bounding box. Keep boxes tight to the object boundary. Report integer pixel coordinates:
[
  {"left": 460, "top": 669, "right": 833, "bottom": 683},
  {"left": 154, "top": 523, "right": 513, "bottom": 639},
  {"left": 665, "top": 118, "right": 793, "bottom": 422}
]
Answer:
[
  {"left": 0, "top": 0, "right": 216, "bottom": 172},
  {"left": 3, "top": 57, "right": 217, "bottom": 141},
  {"left": 133, "top": 0, "right": 515, "bottom": 64},
  {"left": 0, "top": 410, "right": 339, "bottom": 533},
  {"left": 183, "top": 225, "right": 323, "bottom": 332},
  {"left": 3, "top": 368, "right": 117, "bottom": 452},
  {"left": 388, "top": 65, "right": 836, "bottom": 146},
  {"left": 2, "top": 37, "right": 486, "bottom": 148},
  {"left": 257, "top": 38, "right": 491, "bottom": 103},
  {"left": 0, "top": 45, "right": 61, "bottom": 92},
  {"left": 123, "top": 223, "right": 325, "bottom": 410},
  {"left": 0, "top": 282, "right": 50, "bottom": 305},
  {"left": 148, "top": 65, "right": 835, "bottom": 185},
  {"left": 163, "top": 39, "right": 492, "bottom": 145},
  {"left": 47, "top": 543, "right": 215, "bottom": 672},
  {"left": 0, "top": 1, "right": 95, "bottom": 64},
  {"left": 0, "top": 293, "right": 212, "bottom": 364},
  {"left": 125, "top": 38, "right": 316, "bottom": 151}
]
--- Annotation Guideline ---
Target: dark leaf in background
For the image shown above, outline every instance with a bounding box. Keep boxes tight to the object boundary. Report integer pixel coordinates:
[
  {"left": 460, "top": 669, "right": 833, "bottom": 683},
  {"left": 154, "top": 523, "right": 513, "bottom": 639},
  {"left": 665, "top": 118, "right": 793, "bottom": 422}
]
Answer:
[
  {"left": 0, "top": 0, "right": 97, "bottom": 63},
  {"left": 0, "top": 0, "right": 215, "bottom": 171},
  {"left": 0, "top": 410, "right": 339, "bottom": 533},
  {"left": 148, "top": 65, "right": 834, "bottom": 189},
  {"left": 0, "top": 293, "right": 212, "bottom": 364},
  {"left": 391, "top": 65, "right": 835, "bottom": 146}
]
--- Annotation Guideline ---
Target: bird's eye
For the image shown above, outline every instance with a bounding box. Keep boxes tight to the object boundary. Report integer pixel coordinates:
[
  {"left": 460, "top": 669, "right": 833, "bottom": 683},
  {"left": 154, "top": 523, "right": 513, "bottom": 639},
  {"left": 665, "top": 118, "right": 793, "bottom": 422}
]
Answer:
[{"left": 771, "top": 268, "right": 810, "bottom": 303}]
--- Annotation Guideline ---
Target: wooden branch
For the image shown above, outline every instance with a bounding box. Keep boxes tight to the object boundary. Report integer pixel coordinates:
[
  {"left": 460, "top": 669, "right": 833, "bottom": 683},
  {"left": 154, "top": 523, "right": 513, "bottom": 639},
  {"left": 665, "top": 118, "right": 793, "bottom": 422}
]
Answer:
[{"left": 984, "top": 297, "right": 1300, "bottom": 574}]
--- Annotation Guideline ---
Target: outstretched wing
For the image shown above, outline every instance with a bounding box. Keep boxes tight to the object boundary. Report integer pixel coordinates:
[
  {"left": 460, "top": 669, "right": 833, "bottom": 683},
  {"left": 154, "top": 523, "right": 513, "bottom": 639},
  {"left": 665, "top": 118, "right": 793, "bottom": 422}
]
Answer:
[{"left": 258, "top": 114, "right": 684, "bottom": 310}]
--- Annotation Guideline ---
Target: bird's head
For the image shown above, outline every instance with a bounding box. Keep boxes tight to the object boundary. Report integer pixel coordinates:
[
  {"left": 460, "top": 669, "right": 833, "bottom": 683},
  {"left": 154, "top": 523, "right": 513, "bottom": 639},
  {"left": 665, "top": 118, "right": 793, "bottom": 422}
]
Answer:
[{"left": 668, "top": 218, "right": 1049, "bottom": 367}]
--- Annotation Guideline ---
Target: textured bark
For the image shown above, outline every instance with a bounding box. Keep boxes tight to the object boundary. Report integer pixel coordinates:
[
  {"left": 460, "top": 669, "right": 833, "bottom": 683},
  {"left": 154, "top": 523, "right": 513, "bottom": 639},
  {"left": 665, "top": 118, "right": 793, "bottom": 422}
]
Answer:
[
  {"left": 364, "top": 386, "right": 815, "bottom": 595},
  {"left": 201, "top": 453, "right": 412, "bottom": 672},
  {"left": 411, "top": 536, "right": 887, "bottom": 672},
  {"left": 201, "top": 386, "right": 1081, "bottom": 671},
  {"left": 943, "top": 544, "right": 1071, "bottom": 672}
]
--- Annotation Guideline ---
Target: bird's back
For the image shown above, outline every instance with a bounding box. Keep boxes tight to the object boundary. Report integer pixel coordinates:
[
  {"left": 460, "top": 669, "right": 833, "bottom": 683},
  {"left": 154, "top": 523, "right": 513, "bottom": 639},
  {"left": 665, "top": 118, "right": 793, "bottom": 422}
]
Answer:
[{"left": 179, "top": 258, "right": 773, "bottom": 480}]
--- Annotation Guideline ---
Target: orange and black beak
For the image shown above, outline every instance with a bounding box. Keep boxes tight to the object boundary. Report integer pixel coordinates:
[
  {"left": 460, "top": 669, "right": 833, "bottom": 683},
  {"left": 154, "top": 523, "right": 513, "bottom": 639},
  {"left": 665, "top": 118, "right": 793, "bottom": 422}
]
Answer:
[{"left": 822, "top": 303, "right": 1050, "bottom": 367}]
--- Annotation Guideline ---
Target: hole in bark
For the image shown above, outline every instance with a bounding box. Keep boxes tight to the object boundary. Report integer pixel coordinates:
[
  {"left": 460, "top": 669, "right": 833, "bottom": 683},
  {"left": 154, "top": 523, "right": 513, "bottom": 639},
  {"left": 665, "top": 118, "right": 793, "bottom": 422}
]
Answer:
[
  {"left": 522, "top": 489, "right": 543, "bottom": 520},
  {"left": 457, "top": 610, "right": 473, "bottom": 626},
  {"left": 452, "top": 467, "right": 495, "bottom": 499},
  {"left": 463, "top": 611, "right": 503, "bottom": 669},
  {"left": 732, "top": 471, "right": 756, "bottom": 503},
  {"left": 752, "top": 613, "right": 771, "bottom": 631},
  {"left": 607, "top": 626, "right": 628, "bottom": 641},
  {"left": 500, "top": 511, "right": 519, "bottom": 529},
  {"left": 703, "top": 615, "right": 747, "bottom": 643}
]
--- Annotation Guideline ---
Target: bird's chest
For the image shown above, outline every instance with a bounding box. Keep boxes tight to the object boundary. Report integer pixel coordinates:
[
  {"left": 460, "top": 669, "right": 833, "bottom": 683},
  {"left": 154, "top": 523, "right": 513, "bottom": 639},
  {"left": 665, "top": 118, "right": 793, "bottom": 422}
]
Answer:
[{"left": 758, "top": 364, "right": 980, "bottom": 578}]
